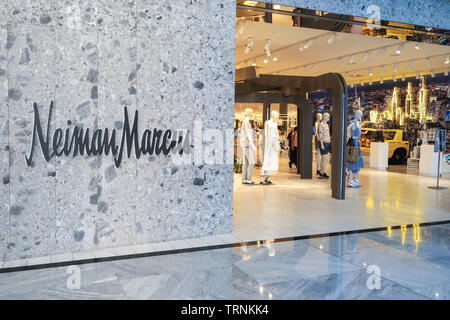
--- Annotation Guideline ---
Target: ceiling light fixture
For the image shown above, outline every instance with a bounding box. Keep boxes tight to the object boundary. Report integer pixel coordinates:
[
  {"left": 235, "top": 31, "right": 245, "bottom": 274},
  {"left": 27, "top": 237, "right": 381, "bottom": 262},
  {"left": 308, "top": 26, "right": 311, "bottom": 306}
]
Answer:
[
  {"left": 414, "top": 43, "right": 422, "bottom": 50},
  {"left": 244, "top": 37, "right": 254, "bottom": 54},
  {"left": 402, "top": 74, "right": 405, "bottom": 81},
  {"left": 393, "top": 63, "right": 399, "bottom": 72},
  {"left": 243, "top": 1, "right": 258, "bottom": 6},
  {"left": 237, "top": 21, "right": 245, "bottom": 34},
  {"left": 445, "top": 55, "right": 449, "bottom": 64},
  {"left": 396, "top": 43, "right": 405, "bottom": 54},
  {"left": 369, "top": 68, "right": 373, "bottom": 76},
  {"left": 416, "top": 72, "right": 420, "bottom": 79},
  {"left": 338, "top": 58, "right": 344, "bottom": 67},
  {"left": 336, "top": 33, "right": 344, "bottom": 40},
  {"left": 431, "top": 70, "right": 435, "bottom": 78},
  {"left": 303, "top": 39, "right": 314, "bottom": 50},
  {"left": 263, "top": 58, "right": 268, "bottom": 64},
  {"left": 362, "top": 52, "right": 369, "bottom": 61},
  {"left": 378, "top": 47, "right": 386, "bottom": 57},
  {"left": 327, "top": 33, "right": 336, "bottom": 44},
  {"left": 310, "top": 64, "right": 317, "bottom": 71},
  {"left": 392, "top": 75, "right": 396, "bottom": 82},
  {"left": 272, "top": 52, "right": 278, "bottom": 61},
  {"left": 380, "top": 78, "right": 384, "bottom": 84},
  {"left": 381, "top": 66, "right": 385, "bottom": 74},
  {"left": 445, "top": 68, "right": 449, "bottom": 76},
  {"left": 427, "top": 57, "right": 431, "bottom": 68},
  {"left": 369, "top": 81, "right": 373, "bottom": 85},
  {"left": 273, "top": 4, "right": 281, "bottom": 9},
  {"left": 299, "top": 45, "right": 305, "bottom": 52},
  {"left": 348, "top": 55, "right": 355, "bottom": 64},
  {"left": 408, "top": 61, "right": 413, "bottom": 69},
  {"left": 264, "top": 39, "right": 271, "bottom": 57}
]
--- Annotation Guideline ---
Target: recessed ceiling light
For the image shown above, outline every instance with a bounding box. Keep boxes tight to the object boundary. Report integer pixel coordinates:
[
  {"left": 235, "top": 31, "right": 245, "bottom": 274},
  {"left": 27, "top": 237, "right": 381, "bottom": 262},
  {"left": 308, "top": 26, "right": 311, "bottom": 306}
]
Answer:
[{"left": 273, "top": 4, "right": 281, "bottom": 10}]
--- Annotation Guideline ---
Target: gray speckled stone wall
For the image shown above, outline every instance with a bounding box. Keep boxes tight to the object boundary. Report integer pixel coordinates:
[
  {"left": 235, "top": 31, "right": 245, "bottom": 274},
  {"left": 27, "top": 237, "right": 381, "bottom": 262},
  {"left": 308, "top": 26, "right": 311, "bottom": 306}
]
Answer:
[
  {"left": 270, "top": 0, "right": 450, "bottom": 30},
  {"left": 0, "top": 0, "right": 235, "bottom": 262}
]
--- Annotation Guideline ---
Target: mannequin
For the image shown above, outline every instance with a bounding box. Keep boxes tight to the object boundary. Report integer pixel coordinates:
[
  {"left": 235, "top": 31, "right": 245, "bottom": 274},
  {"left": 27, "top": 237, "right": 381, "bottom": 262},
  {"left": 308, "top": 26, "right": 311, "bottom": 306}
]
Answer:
[
  {"left": 318, "top": 112, "right": 330, "bottom": 179},
  {"left": 240, "top": 108, "right": 257, "bottom": 184},
  {"left": 347, "top": 110, "right": 364, "bottom": 187},
  {"left": 260, "top": 110, "right": 280, "bottom": 185},
  {"left": 314, "top": 113, "right": 323, "bottom": 176}
]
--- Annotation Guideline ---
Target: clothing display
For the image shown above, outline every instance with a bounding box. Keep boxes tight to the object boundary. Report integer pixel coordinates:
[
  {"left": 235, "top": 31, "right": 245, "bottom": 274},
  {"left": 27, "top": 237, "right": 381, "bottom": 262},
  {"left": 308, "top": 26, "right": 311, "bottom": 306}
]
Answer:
[
  {"left": 240, "top": 114, "right": 257, "bottom": 184},
  {"left": 347, "top": 110, "right": 364, "bottom": 188},
  {"left": 318, "top": 113, "right": 331, "bottom": 179},
  {"left": 261, "top": 118, "right": 279, "bottom": 172},
  {"left": 314, "top": 113, "right": 322, "bottom": 175}
]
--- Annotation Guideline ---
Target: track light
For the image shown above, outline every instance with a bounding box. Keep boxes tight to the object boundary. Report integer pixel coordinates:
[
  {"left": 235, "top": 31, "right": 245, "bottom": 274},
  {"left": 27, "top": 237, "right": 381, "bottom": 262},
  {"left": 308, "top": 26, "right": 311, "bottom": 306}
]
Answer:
[
  {"left": 380, "top": 78, "right": 384, "bottom": 84},
  {"left": 362, "top": 52, "right": 369, "bottom": 61},
  {"left": 408, "top": 61, "right": 413, "bottom": 69},
  {"left": 338, "top": 58, "right": 344, "bottom": 67},
  {"left": 263, "top": 58, "right": 268, "bottom": 64},
  {"left": 402, "top": 74, "right": 405, "bottom": 81},
  {"left": 303, "top": 39, "right": 314, "bottom": 50},
  {"left": 416, "top": 72, "right": 420, "bottom": 79},
  {"left": 445, "top": 55, "right": 449, "bottom": 64},
  {"left": 299, "top": 45, "right": 305, "bottom": 52},
  {"left": 244, "top": 37, "right": 254, "bottom": 54},
  {"left": 378, "top": 47, "right": 386, "bottom": 57},
  {"left": 393, "top": 63, "right": 399, "bottom": 72},
  {"left": 396, "top": 44, "right": 405, "bottom": 55},
  {"left": 264, "top": 39, "right": 271, "bottom": 57},
  {"left": 427, "top": 57, "right": 431, "bottom": 68},
  {"left": 431, "top": 70, "right": 435, "bottom": 78},
  {"left": 415, "top": 43, "right": 422, "bottom": 50},
  {"left": 327, "top": 33, "right": 336, "bottom": 44},
  {"left": 369, "top": 68, "right": 373, "bottom": 76},
  {"left": 310, "top": 64, "right": 317, "bottom": 71},
  {"left": 445, "top": 68, "right": 449, "bottom": 76},
  {"left": 348, "top": 55, "right": 355, "bottom": 64},
  {"left": 272, "top": 52, "right": 278, "bottom": 61},
  {"left": 237, "top": 21, "right": 245, "bottom": 34},
  {"left": 392, "top": 75, "right": 396, "bottom": 82},
  {"left": 381, "top": 66, "right": 385, "bottom": 74}
]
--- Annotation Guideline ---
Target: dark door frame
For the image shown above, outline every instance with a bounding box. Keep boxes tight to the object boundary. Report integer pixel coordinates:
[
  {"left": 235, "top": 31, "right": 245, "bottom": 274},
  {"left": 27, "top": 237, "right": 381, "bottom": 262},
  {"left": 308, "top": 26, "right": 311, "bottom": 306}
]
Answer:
[{"left": 235, "top": 68, "right": 348, "bottom": 200}]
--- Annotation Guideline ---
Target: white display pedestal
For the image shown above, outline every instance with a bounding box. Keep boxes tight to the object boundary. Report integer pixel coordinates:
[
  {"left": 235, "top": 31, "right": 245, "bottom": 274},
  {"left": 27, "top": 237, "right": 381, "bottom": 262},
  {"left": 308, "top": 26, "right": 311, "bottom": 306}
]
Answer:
[
  {"left": 419, "top": 144, "right": 442, "bottom": 177},
  {"left": 369, "top": 142, "right": 389, "bottom": 171}
]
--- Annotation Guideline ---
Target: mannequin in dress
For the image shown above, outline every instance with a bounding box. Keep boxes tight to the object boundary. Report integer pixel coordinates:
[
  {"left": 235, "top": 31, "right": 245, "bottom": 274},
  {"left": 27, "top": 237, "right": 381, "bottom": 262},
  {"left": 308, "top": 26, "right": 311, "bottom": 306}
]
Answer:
[
  {"left": 314, "top": 113, "right": 323, "bottom": 176},
  {"left": 241, "top": 108, "right": 257, "bottom": 184},
  {"left": 260, "top": 110, "right": 280, "bottom": 185},
  {"left": 347, "top": 110, "right": 364, "bottom": 187},
  {"left": 318, "top": 112, "right": 331, "bottom": 179}
]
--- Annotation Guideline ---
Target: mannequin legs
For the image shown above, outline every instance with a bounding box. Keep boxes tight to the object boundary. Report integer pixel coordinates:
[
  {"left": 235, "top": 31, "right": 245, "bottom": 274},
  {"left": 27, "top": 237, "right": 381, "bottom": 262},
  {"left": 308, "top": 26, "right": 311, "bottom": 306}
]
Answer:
[
  {"left": 319, "top": 153, "right": 329, "bottom": 178},
  {"left": 260, "top": 170, "right": 272, "bottom": 184},
  {"left": 316, "top": 149, "right": 321, "bottom": 175},
  {"left": 242, "top": 147, "right": 254, "bottom": 183},
  {"left": 348, "top": 170, "right": 361, "bottom": 187}
]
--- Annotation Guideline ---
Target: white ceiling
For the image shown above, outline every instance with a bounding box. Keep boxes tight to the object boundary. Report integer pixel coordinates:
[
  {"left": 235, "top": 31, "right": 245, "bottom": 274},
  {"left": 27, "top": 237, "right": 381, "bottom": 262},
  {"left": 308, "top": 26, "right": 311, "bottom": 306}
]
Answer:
[{"left": 236, "top": 22, "right": 450, "bottom": 85}]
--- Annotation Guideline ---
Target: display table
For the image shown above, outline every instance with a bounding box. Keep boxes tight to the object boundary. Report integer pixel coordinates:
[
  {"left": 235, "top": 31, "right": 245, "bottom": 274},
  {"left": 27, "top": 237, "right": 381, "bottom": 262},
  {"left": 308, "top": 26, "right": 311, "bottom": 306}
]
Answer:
[
  {"left": 419, "top": 144, "right": 442, "bottom": 177},
  {"left": 369, "top": 142, "right": 389, "bottom": 171}
]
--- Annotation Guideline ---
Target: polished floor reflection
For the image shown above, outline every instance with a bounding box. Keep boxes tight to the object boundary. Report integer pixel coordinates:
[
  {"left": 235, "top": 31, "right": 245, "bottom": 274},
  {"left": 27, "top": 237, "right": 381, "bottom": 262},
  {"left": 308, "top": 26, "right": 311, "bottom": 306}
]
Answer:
[
  {"left": 233, "top": 157, "right": 450, "bottom": 241},
  {"left": 0, "top": 223, "right": 449, "bottom": 299}
]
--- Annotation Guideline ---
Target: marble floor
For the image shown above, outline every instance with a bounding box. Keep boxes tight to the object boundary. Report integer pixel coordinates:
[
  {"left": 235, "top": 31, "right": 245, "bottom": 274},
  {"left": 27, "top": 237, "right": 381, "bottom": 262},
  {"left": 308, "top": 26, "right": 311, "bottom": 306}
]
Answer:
[
  {"left": 0, "top": 223, "right": 449, "bottom": 299},
  {"left": 233, "top": 157, "right": 450, "bottom": 241}
]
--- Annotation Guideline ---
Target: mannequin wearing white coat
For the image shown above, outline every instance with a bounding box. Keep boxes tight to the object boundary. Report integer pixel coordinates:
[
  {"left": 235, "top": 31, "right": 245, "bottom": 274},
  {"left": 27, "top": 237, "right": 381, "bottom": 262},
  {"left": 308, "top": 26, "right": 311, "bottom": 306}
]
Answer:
[
  {"left": 314, "top": 113, "right": 323, "bottom": 176},
  {"left": 318, "top": 112, "right": 331, "bottom": 179},
  {"left": 260, "top": 110, "right": 280, "bottom": 185},
  {"left": 241, "top": 110, "right": 257, "bottom": 184}
]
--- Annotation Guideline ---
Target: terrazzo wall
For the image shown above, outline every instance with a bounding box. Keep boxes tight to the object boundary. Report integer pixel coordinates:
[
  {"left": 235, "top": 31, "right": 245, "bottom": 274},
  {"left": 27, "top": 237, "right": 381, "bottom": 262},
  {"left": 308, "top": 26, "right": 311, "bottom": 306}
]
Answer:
[
  {"left": 0, "top": 0, "right": 235, "bottom": 262},
  {"left": 1, "top": 0, "right": 449, "bottom": 262}
]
